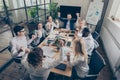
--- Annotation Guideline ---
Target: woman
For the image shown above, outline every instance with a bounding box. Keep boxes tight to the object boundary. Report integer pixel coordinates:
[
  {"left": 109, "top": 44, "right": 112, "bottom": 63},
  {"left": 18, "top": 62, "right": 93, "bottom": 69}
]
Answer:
[
  {"left": 75, "top": 20, "right": 87, "bottom": 38},
  {"left": 66, "top": 38, "right": 89, "bottom": 78},
  {"left": 21, "top": 47, "right": 62, "bottom": 80},
  {"left": 45, "top": 16, "right": 59, "bottom": 34}
]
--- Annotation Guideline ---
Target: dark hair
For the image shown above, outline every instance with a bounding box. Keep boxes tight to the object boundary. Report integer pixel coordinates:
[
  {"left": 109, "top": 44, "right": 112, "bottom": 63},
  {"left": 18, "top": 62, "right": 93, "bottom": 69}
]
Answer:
[
  {"left": 13, "top": 25, "right": 24, "bottom": 35},
  {"left": 28, "top": 32, "right": 35, "bottom": 39},
  {"left": 82, "top": 27, "right": 90, "bottom": 37},
  {"left": 27, "top": 47, "right": 43, "bottom": 67},
  {"left": 47, "top": 16, "right": 51, "bottom": 20}
]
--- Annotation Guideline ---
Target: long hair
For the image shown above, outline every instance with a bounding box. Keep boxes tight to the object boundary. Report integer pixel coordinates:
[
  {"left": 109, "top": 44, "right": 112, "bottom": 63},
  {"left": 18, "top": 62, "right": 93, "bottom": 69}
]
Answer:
[
  {"left": 27, "top": 47, "right": 43, "bottom": 67},
  {"left": 73, "top": 38, "right": 88, "bottom": 61}
]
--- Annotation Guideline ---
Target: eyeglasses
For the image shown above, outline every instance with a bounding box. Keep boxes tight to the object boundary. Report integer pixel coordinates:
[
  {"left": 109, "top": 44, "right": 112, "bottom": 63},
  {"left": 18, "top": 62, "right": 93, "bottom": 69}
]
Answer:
[{"left": 20, "top": 30, "right": 25, "bottom": 32}]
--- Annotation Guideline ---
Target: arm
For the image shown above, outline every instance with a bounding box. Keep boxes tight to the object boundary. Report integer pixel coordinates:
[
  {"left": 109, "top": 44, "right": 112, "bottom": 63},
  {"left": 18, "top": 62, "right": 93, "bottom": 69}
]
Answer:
[
  {"left": 10, "top": 40, "right": 22, "bottom": 57},
  {"left": 70, "top": 55, "right": 84, "bottom": 66}
]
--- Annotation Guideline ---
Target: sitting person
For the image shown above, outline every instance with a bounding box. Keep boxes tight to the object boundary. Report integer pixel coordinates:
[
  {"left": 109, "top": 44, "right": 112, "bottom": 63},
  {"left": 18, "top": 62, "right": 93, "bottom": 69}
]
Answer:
[
  {"left": 82, "top": 27, "right": 94, "bottom": 56},
  {"left": 58, "top": 12, "right": 79, "bottom": 30},
  {"left": 75, "top": 19, "right": 87, "bottom": 38},
  {"left": 60, "top": 38, "right": 89, "bottom": 78},
  {"left": 35, "top": 23, "right": 47, "bottom": 42},
  {"left": 10, "top": 25, "right": 30, "bottom": 62},
  {"left": 21, "top": 47, "right": 63, "bottom": 80},
  {"left": 28, "top": 32, "right": 40, "bottom": 48},
  {"left": 45, "top": 16, "right": 59, "bottom": 34}
]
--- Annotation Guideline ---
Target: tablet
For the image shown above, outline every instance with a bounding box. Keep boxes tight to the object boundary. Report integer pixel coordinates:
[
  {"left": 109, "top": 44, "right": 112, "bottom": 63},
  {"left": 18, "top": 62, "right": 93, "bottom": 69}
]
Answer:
[{"left": 55, "top": 63, "right": 67, "bottom": 71}]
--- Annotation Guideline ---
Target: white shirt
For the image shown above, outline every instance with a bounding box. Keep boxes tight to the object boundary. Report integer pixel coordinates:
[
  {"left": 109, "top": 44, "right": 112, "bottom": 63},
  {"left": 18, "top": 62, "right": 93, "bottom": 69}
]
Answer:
[
  {"left": 83, "top": 34, "right": 94, "bottom": 56},
  {"left": 66, "top": 21, "right": 70, "bottom": 30},
  {"left": 21, "top": 48, "right": 63, "bottom": 78},
  {"left": 46, "top": 22, "right": 59, "bottom": 34},
  {"left": 10, "top": 36, "right": 27, "bottom": 57}
]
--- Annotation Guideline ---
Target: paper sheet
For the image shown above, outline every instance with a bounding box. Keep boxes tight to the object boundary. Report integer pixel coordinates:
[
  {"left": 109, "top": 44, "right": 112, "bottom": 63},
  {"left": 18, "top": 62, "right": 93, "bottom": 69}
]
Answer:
[{"left": 42, "top": 46, "right": 55, "bottom": 57}]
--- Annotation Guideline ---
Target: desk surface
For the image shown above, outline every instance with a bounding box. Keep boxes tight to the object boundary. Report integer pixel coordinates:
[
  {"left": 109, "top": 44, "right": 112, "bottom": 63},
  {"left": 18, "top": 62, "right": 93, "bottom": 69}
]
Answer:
[{"left": 38, "top": 29, "right": 74, "bottom": 77}]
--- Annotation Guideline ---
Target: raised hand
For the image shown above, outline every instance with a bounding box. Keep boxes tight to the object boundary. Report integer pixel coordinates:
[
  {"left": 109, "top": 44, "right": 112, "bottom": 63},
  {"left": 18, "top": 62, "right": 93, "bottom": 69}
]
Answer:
[{"left": 58, "top": 12, "right": 61, "bottom": 17}]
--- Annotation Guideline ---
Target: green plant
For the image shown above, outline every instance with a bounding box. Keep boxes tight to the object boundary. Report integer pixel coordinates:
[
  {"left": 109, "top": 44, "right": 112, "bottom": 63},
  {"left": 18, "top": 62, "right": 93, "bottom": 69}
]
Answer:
[
  {"left": 49, "top": 2, "right": 60, "bottom": 19},
  {"left": 54, "top": 36, "right": 61, "bottom": 50},
  {"left": 28, "top": 7, "right": 37, "bottom": 19}
]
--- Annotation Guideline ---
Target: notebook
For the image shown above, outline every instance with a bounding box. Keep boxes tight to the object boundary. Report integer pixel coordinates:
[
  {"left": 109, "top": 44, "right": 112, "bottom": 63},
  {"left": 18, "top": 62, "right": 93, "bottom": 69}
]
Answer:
[{"left": 55, "top": 63, "right": 67, "bottom": 71}]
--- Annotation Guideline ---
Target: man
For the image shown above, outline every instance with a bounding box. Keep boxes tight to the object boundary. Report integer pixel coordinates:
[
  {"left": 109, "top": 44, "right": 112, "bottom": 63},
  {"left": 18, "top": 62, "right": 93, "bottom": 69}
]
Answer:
[
  {"left": 10, "top": 25, "right": 30, "bottom": 62},
  {"left": 58, "top": 12, "right": 79, "bottom": 30},
  {"left": 82, "top": 27, "right": 94, "bottom": 56}
]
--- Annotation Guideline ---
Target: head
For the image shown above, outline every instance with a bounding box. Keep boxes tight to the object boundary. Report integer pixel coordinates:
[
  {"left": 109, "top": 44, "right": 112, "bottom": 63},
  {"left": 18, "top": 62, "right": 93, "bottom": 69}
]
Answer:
[
  {"left": 67, "top": 14, "right": 72, "bottom": 20},
  {"left": 38, "top": 23, "right": 43, "bottom": 29},
  {"left": 82, "top": 27, "right": 90, "bottom": 37},
  {"left": 47, "top": 16, "right": 53, "bottom": 22},
  {"left": 80, "top": 20, "right": 86, "bottom": 27},
  {"left": 73, "top": 38, "right": 88, "bottom": 60},
  {"left": 27, "top": 47, "right": 43, "bottom": 67},
  {"left": 13, "top": 25, "right": 25, "bottom": 36},
  {"left": 28, "top": 32, "right": 35, "bottom": 39}
]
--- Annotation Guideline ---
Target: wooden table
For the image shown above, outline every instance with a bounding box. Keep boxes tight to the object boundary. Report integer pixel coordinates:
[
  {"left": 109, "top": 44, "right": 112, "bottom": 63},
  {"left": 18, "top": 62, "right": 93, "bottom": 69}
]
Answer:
[{"left": 38, "top": 29, "right": 74, "bottom": 77}]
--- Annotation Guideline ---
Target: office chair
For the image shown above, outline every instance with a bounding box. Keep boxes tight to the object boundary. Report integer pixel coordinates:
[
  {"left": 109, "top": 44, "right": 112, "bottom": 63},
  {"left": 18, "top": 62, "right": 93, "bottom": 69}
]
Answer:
[
  {"left": 92, "top": 31, "right": 100, "bottom": 40},
  {"left": 82, "top": 50, "right": 106, "bottom": 80},
  {"left": 8, "top": 45, "right": 22, "bottom": 63},
  {"left": 8, "top": 45, "right": 27, "bottom": 80},
  {"left": 72, "top": 50, "right": 106, "bottom": 80}
]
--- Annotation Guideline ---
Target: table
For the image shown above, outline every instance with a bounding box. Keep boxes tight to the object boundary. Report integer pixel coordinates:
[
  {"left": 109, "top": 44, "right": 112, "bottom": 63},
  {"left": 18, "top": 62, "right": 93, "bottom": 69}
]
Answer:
[{"left": 38, "top": 29, "right": 74, "bottom": 77}]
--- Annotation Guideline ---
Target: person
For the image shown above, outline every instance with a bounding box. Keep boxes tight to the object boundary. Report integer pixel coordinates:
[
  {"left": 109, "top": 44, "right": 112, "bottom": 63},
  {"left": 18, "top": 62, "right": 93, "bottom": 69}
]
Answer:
[
  {"left": 28, "top": 32, "right": 40, "bottom": 48},
  {"left": 45, "top": 16, "right": 59, "bottom": 34},
  {"left": 82, "top": 27, "right": 94, "bottom": 56},
  {"left": 60, "top": 38, "right": 89, "bottom": 78},
  {"left": 10, "top": 25, "right": 30, "bottom": 62},
  {"left": 58, "top": 12, "right": 79, "bottom": 30},
  {"left": 21, "top": 47, "right": 63, "bottom": 80},
  {"left": 75, "top": 19, "right": 87, "bottom": 38}
]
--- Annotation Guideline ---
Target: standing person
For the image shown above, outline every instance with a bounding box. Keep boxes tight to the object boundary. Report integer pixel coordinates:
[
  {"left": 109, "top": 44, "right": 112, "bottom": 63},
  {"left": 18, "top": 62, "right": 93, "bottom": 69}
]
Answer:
[
  {"left": 58, "top": 12, "right": 79, "bottom": 30},
  {"left": 10, "top": 25, "right": 30, "bottom": 62},
  {"left": 71, "top": 38, "right": 89, "bottom": 78},
  {"left": 21, "top": 47, "right": 63, "bottom": 80},
  {"left": 45, "top": 16, "right": 59, "bottom": 34}
]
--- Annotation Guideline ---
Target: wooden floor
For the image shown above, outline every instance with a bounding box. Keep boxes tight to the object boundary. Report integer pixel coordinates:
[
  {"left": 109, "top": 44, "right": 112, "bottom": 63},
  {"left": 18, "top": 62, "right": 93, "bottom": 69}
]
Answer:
[{"left": 0, "top": 25, "right": 114, "bottom": 80}]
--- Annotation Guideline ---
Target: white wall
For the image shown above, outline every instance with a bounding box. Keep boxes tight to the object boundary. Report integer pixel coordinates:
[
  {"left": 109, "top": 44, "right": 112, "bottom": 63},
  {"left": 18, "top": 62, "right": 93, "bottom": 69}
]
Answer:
[
  {"left": 101, "top": 0, "right": 120, "bottom": 79},
  {"left": 52, "top": 0, "right": 90, "bottom": 19}
]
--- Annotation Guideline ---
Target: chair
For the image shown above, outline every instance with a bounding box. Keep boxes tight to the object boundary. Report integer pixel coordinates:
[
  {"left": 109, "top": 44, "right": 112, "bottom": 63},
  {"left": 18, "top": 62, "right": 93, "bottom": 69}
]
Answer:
[
  {"left": 92, "top": 31, "right": 100, "bottom": 40},
  {"left": 8, "top": 45, "right": 22, "bottom": 63},
  {"left": 82, "top": 50, "right": 106, "bottom": 80},
  {"left": 72, "top": 50, "right": 106, "bottom": 80},
  {"left": 8, "top": 45, "right": 27, "bottom": 79}
]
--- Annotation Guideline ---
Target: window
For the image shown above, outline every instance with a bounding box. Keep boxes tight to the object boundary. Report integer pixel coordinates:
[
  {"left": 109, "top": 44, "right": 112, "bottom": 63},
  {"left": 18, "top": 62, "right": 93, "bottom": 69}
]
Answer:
[{"left": 115, "top": 4, "right": 120, "bottom": 21}]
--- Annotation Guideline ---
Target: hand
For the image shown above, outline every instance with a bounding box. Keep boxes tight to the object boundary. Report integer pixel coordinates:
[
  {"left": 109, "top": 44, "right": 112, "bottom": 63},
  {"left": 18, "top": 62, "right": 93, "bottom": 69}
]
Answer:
[
  {"left": 59, "top": 39, "right": 64, "bottom": 47},
  {"left": 32, "top": 35, "right": 36, "bottom": 40},
  {"left": 37, "top": 31, "right": 42, "bottom": 37},
  {"left": 58, "top": 12, "right": 61, "bottom": 17},
  {"left": 25, "top": 48, "right": 30, "bottom": 53},
  {"left": 55, "top": 19, "right": 59, "bottom": 24},
  {"left": 76, "top": 13, "right": 79, "bottom": 17}
]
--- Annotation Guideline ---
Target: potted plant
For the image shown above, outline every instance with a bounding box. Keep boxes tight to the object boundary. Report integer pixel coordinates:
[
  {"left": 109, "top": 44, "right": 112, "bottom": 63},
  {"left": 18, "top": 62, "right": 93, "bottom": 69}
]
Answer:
[
  {"left": 48, "top": 2, "right": 60, "bottom": 19},
  {"left": 54, "top": 35, "right": 61, "bottom": 50},
  {"left": 27, "top": 7, "right": 38, "bottom": 33}
]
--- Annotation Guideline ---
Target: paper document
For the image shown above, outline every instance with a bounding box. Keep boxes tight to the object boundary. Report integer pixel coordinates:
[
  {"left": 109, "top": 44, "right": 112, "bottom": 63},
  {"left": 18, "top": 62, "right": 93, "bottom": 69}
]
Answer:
[{"left": 42, "top": 46, "right": 55, "bottom": 57}]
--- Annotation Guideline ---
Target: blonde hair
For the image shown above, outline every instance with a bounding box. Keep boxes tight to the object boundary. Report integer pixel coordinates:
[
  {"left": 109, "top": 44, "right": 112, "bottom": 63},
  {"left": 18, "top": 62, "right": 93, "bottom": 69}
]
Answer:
[{"left": 73, "top": 38, "right": 88, "bottom": 61}]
